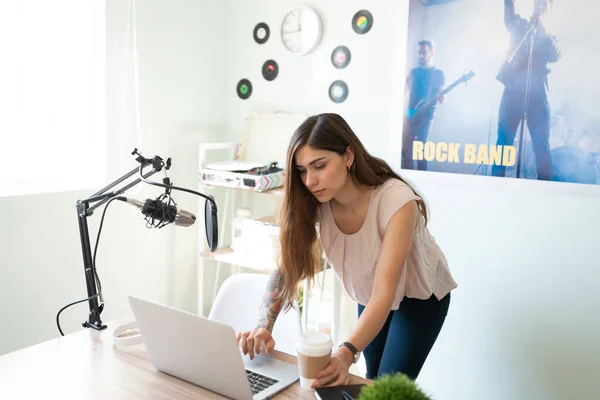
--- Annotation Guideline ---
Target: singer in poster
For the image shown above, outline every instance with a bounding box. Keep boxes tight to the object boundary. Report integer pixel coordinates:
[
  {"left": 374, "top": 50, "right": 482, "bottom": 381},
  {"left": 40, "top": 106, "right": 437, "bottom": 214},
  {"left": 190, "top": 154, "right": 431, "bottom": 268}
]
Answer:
[{"left": 401, "top": 0, "right": 600, "bottom": 185}]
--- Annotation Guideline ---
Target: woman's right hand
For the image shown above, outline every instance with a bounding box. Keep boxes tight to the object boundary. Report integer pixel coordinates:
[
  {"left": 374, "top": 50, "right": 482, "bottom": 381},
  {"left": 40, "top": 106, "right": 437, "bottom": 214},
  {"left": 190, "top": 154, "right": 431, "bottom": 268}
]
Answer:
[{"left": 236, "top": 328, "right": 276, "bottom": 360}]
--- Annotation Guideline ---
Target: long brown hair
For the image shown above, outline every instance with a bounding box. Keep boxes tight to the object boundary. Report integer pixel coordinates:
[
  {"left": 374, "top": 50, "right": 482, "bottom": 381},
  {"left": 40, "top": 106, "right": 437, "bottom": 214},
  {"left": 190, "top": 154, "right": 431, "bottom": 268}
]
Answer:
[{"left": 277, "top": 113, "right": 429, "bottom": 309}]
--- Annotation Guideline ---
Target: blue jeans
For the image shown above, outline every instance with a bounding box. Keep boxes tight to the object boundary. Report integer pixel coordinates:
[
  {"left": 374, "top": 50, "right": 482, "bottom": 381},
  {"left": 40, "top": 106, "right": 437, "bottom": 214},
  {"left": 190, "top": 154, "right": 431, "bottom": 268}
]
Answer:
[{"left": 357, "top": 293, "right": 450, "bottom": 380}]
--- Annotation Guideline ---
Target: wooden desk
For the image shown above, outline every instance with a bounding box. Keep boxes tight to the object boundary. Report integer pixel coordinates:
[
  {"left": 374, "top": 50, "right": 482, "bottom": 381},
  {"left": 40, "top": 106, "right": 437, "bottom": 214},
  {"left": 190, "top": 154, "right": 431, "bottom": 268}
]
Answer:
[{"left": 0, "top": 320, "right": 370, "bottom": 399}]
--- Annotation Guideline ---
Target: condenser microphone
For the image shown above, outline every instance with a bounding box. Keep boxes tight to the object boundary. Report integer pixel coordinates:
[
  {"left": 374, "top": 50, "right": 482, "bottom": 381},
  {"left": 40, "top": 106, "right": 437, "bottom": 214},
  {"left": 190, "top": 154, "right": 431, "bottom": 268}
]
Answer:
[{"left": 118, "top": 197, "right": 196, "bottom": 227}]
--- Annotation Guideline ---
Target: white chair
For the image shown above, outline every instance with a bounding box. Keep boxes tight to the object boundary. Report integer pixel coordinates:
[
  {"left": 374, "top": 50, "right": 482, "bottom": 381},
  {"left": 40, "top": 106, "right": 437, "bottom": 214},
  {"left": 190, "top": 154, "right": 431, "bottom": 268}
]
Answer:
[{"left": 208, "top": 273, "right": 302, "bottom": 356}]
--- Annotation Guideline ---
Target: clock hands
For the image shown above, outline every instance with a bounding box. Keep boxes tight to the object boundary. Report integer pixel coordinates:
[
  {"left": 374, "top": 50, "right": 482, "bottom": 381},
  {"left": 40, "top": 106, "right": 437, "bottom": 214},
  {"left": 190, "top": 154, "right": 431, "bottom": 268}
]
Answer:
[{"left": 283, "top": 13, "right": 302, "bottom": 34}]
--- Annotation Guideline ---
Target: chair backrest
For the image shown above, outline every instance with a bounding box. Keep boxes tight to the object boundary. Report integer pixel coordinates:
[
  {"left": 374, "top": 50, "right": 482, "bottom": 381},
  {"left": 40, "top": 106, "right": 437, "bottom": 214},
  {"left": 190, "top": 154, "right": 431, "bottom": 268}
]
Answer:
[{"left": 208, "top": 273, "right": 302, "bottom": 356}]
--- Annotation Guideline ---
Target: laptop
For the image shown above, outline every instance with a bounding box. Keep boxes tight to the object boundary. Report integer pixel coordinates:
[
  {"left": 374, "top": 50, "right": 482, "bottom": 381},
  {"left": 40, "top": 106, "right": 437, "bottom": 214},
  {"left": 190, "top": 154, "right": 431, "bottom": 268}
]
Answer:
[{"left": 128, "top": 296, "right": 299, "bottom": 400}]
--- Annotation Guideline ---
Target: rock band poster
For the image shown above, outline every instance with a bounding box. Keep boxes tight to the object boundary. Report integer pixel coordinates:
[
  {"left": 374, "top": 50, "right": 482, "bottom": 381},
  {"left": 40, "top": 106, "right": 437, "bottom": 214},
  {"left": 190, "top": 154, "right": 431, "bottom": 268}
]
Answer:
[{"left": 401, "top": 0, "right": 600, "bottom": 185}]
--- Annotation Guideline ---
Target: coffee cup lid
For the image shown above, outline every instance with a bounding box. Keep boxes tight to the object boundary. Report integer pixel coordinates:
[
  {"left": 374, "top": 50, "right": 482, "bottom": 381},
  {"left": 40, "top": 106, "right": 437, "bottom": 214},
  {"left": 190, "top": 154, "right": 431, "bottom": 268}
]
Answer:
[{"left": 296, "top": 331, "right": 333, "bottom": 354}]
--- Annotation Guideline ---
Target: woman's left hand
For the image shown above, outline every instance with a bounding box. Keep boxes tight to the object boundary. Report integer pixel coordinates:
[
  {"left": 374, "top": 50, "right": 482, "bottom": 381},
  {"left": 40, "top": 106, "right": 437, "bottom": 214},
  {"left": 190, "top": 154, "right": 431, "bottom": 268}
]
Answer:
[{"left": 311, "top": 348, "right": 353, "bottom": 389}]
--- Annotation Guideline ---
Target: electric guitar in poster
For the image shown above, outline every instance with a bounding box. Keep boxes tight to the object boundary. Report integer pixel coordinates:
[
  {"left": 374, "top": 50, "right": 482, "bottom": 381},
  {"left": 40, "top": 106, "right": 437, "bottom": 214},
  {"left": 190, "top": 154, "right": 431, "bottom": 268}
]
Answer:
[{"left": 406, "top": 71, "right": 475, "bottom": 123}]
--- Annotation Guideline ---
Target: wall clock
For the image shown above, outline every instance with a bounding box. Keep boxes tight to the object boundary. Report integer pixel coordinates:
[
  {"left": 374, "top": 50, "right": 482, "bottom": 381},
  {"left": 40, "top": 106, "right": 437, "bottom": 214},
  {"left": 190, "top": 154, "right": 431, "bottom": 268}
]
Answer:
[{"left": 280, "top": 5, "right": 323, "bottom": 55}]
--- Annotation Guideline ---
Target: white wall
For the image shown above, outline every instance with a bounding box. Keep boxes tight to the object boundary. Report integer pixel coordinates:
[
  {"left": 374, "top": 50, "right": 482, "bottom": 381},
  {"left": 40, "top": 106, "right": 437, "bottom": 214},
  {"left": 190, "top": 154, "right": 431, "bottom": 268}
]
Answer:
[
  {"left": 219, "top": 1, "right": 600, "bottom": 400},
  {"left": 112, "top": 0, "right": 229, "bottom": 313},
  {"left": 0, "top": 0, "right": 227, "bottom": 356},
  {"left": 411, "top": 176, "right": 600, "bottom": 400}
]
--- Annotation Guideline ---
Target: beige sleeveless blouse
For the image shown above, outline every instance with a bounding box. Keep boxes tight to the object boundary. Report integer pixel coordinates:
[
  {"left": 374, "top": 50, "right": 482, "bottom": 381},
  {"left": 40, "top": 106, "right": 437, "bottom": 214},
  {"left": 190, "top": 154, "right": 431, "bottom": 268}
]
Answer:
[{"left": 318, "top": 178, "right": 457, "bottom": 309}]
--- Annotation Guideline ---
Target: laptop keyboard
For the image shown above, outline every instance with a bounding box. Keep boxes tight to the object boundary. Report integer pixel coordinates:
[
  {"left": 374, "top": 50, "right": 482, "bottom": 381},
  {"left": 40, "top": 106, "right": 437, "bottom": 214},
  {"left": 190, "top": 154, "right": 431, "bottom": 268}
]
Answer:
[{"left": 245, "top": 369, "right": 279, "bottom": 395}]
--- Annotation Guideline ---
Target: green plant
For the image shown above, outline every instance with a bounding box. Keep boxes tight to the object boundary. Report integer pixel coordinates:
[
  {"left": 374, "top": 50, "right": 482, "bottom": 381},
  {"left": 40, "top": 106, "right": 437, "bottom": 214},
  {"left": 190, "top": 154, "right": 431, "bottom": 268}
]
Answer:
[{"left": 358, "top": 373, "right": 433, "bottom": 400}]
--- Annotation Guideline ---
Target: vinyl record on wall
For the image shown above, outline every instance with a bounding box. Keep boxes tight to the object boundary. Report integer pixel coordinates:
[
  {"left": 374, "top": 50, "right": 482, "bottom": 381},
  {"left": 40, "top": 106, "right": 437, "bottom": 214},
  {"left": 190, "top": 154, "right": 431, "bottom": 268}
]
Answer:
[
  {"left": 331, "top": 46, "right": 351, "bottom": 69},
  {"left": 253, "top": 22, "right": 270, "bottom": 44},
  {"left": 262, "top": 60, "right": 279, "bottom": 81},
  {"left": 236, "top": 79, "right": 252, "bottom": 99},
  {"left": 329, "top": 80, "right": 348, "bottom": 103},
  {"left": 352, "top": 10, "right": 373, "bottom": 34}
]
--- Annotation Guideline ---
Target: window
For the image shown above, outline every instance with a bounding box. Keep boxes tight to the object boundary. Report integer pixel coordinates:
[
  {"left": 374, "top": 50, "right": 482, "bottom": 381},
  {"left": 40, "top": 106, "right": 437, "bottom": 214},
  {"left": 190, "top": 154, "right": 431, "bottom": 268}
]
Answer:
[{"left": 0, "top": 0, "right": 106, "bottom": 197}]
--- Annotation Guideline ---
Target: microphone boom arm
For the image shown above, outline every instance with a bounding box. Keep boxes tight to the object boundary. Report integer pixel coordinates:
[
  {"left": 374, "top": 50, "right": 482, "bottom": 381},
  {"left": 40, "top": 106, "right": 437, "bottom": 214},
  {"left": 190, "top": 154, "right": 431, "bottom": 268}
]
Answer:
[
  {"left": 75, "top": 150, "right": 164, "bottom": 331},
  {"left": 74, "top": 148, "right": 217, "bottom": 332}
]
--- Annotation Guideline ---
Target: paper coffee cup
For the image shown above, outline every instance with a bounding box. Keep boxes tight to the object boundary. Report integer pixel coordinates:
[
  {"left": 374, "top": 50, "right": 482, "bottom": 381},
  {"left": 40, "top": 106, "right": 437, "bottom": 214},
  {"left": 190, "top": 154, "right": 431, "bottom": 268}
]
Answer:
[{"left": 296, "top": 331, "right": 333, "bottom": 390}]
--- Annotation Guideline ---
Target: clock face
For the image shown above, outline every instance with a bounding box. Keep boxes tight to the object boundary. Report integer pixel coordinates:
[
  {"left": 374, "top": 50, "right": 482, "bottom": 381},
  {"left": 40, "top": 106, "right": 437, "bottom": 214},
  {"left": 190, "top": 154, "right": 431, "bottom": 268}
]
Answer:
[{"left": 280, "top": 6, "right": 323, "bottom": 55}]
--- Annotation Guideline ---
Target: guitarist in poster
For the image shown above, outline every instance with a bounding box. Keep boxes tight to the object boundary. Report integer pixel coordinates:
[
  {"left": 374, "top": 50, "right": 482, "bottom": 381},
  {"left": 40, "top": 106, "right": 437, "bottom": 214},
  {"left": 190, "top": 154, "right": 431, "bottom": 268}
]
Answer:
[
  {"left": 402, "top": 40, "right": 446, "bottom": 170},
  {"left": 492, "top": 0, "right": 561, "bottom": 180}
]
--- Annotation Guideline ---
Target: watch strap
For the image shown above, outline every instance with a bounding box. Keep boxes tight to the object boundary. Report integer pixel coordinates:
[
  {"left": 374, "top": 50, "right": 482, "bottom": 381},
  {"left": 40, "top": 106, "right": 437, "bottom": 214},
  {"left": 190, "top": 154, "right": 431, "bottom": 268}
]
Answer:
[{"left": 339, "top": 341, "right": 359, "bottom": 362}]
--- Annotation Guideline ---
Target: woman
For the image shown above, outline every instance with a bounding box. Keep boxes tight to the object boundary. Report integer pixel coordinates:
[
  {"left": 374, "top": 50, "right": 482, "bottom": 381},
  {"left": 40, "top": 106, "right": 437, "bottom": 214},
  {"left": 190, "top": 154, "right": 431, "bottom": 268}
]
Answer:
[{"left": 236, "top": 113, "right": 457, "bottom": 387}]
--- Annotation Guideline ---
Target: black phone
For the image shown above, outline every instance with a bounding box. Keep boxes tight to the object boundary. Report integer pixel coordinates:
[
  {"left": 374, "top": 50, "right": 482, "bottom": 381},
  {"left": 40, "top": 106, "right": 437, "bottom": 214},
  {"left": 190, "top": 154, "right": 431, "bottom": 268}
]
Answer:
[{"left": 314, "top": 384, "right": 366, "bottom": 400}]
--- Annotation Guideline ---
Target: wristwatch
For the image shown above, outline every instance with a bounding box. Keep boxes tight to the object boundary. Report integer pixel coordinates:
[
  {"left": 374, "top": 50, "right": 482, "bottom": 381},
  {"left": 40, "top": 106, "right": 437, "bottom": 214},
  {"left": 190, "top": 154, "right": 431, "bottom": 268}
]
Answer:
[{"left": 339, "top": 342, "right": 361, "bottom": 364}]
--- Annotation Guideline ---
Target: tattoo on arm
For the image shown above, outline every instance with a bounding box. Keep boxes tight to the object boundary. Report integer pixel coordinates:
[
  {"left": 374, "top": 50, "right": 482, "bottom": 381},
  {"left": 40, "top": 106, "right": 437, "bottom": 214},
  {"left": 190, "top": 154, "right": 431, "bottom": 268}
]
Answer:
[{"left": 256, "top": 269, "right": 284, "bottom": 332}]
